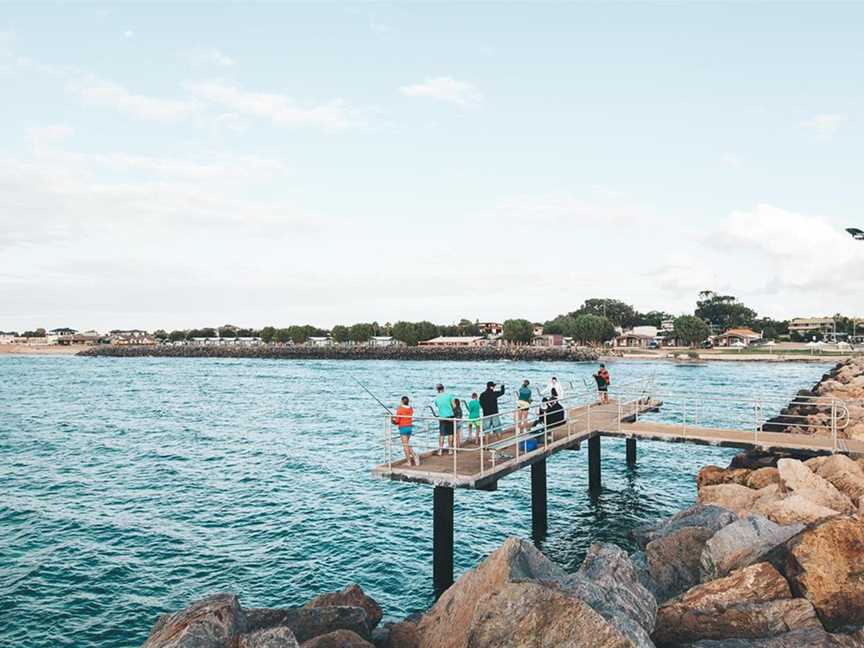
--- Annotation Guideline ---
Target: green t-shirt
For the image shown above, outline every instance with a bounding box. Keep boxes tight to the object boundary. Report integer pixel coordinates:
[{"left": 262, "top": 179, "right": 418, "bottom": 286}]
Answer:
[
  {"left": 518, "top": 386, "right": 533, "bottom": 403},
  {"left": 467, "top": 399, "right": 481, "bottom": 419},
  {"left": 435, "top": 393, "right": 455, "bottom": 418}
]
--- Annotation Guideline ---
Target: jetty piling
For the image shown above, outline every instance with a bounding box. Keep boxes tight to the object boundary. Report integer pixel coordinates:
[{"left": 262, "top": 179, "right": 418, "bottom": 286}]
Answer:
[
  {"left": 588, "top": 435, "right": 602, "bottom": 493},
  {"left": 432, "top": 486, "right": 454, "bottom": 599},
  {"left": 626, "top": 437, "right": 637, "bottom": 465},
  {"left": 530, "top": 459, "right": 548, "bottom": 540}
]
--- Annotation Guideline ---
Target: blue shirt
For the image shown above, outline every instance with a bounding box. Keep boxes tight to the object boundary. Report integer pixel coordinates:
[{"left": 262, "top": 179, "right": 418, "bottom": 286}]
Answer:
[
  {"left": 518, "top": 386, "right": 533, "bottom": 403},
  {"left": 435, "top": 393, "right": 455, "bottom": 418}
]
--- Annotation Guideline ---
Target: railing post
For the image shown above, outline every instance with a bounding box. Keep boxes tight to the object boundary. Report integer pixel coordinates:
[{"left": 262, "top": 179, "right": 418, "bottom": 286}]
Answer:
[
  {"left": 682, "top": 400, "right": 687, "bottom": 437},
  {"left": 480, "top": 421, "right": 485, "bottom": 475},
  {"left": 452, "top": 418, "right": 458, "bottom": 474},
  {"left": 385, "top": 416, "right": 392, "bottom": 470},
  {"left": 618, "top": 400, "right": 622, "bottom": 433},
  {"left": 832, "top": 400, "right": 838, "bottom": 452},
  {"left": 585, "top": 403, "right": 590, "bottom": 438}
]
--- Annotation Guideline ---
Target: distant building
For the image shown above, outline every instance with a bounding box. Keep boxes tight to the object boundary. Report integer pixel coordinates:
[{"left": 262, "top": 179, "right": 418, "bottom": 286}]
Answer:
[
  {"left": 61, "top": 331, "right": 106, "bottom": 345},
  {"left": 789, "top": 317, "right": 835, "bottom": 337},
  {"left": 660, "top": 318, "right": 675, "bottom": 332},
  {"left": 532, "top": 324, "right": 544, "bottom": 336},
  {"left": 716, "top": 328, "right": 762, "bottom": 347},
  {"left": 419, "top": 336, "right": 485, "bottom": 347},
  {"left": 49, "top": 327, "right": 77, "bottom": 337},
  {"left": 308, "top": 336, "right": 332, "bottom": 347},
  {"left": 369, "top": 336, "right": 397, "bottom": 347},
  {"left": 112, "top": 330, "right": 156, "bottom": 345},
  {"left": 478, "top": 322, "right": 503, "bottom": 336},
  {"left": 0, "top": 331, "right": 18, "bottom": 343},
  {"left": 533, "top": 334, "right": 564, "bottom": 347},
  {"left": 615, "top": 326, "right": 659, "bottom": 349}
]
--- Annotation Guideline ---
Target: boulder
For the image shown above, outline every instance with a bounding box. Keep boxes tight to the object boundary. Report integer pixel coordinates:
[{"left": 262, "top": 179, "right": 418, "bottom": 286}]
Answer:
[
  {"left": 240, "top": 627, "right": 301, "bottom": 648},
  {"left": 783, "top": 516, "right": 864, "bottom": 631},
  {"left": 143, "top": 593, "right": 248, "bottom": 648},
  {"left": 730, "top": 450, "right": 781, "bottom": 470},
  {"left": 701, "top": 516, "right": 805, "bottom": 581},
  {"left": 246, "top": 607, "right": 370, "bottom": 644},
  {"left": 558, "top": 543, "right": 657, "bottom": 647},
  {"left": 747, "top": 467, "right": 781, "bottom": 490},
  {"left": 645, "top": 526, "right": 715, "bottom": 602},
  {"left": 300, "top": 630, "right": 374, "bottom": 648},
  {"left": 653, "top": 562, "right": 815, "bottom": 643},
  {"left": 416, "top": 537, "right": 566, "bottom": 648},
  {"left": 755, "top": 494, "right": 840, "bottom": 525},
  {"left": 305, "top": 585, "right": 383, "bottom": 630},
  {"left": 653, "top": 598, "right": 820, "bottom": 644},
  {"left": 806, "top": 456, "right": 831, "bottom": 472},
  {"left": 384, "top": 622, "right": 419, "bottom": 648},
  {"left": 630, "top": 504, "right": 736, "bottom": 550},
  {"left": 698, "top": 466, "right": 752, "bottom": 488},
  {"left": 816, "top": 455, "right": 864, "bottom": 481},
  {"left": 466, "top": 581, "right": 636, "bottom": 648},
  {"left": 698, "top": 484, "right": 763, "bottom": 516},
  {"left": 687, "top": 626, "right": 864, "bottom": 646},
  {"left": 629, "top": 551, "right": 660, "bottom": 599},
  {"left": 777, "top": 459, "right": 855, "bottom": 513}
]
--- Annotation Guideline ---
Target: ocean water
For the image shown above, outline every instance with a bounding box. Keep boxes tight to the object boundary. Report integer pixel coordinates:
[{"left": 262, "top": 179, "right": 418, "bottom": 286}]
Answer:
[{"left": 0, "top": 356, "right": 831, "bottom": 647}]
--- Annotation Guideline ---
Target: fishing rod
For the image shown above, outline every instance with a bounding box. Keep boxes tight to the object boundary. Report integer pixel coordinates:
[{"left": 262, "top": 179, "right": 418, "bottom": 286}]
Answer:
[{"left": 350, "top": 375, "right": 393, "bottom": 415}]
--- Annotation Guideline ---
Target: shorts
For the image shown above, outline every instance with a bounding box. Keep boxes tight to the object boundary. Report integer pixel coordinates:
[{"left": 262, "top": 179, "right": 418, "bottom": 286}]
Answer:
[
  {"left": 399, "top": 426, "right": 413, "bottom": 437},
  {"left": 483, "top": 415, "right": 502, "bottom": 433},
  {"left": 439, "top": 420, "right": 454, "bottom": 437},
  {"left": 468, "top": 418, "right": 481, "bottom": 427},
  {"left": 517, "top": 400, "right": 531, "bottom": 410},
  {"left": 598, "top": 386, "right": 608, "bottom": 392}
]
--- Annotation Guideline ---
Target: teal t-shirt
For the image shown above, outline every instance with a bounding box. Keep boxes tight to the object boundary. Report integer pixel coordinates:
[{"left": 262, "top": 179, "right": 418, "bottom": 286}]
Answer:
[
  {"left": 518, "top": 386, "right": 533, "bottom": 402},
  {"left": 435, "top": 393, "right": 455, "bottom": 417},
  {"left": 467, "top": 399, "right": 481, "bottom": 419}
]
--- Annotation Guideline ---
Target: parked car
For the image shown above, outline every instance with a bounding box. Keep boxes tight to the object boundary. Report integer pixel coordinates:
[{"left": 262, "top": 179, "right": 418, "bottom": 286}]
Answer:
[{"left": 701, "top": 340, "right": 714, "bottom": 349}]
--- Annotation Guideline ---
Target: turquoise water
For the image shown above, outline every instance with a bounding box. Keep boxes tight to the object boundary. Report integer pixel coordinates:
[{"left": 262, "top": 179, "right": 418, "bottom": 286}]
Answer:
[{"left": 0, "top": 356, "right": 830, "bottom": 647}]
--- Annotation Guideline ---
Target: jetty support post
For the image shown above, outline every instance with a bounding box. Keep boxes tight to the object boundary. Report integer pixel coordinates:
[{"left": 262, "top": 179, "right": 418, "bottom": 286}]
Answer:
[
  {"left": 433, "top": 486, "right": 454, "bottom": 599},
  {"left": 626, "top": 437, "right": 637, "bottom": 465},
  {"left": 531, "top": 459, "right": 548, "bottom": 540},
  {"left": 588, "top": 435, "right": 601, "bottom": 493}
]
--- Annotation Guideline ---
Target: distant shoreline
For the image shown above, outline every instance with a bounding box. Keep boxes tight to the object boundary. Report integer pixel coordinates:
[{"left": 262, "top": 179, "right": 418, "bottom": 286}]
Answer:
[{"left": 75, "top": 344, "right": 601, "bottom": 362}]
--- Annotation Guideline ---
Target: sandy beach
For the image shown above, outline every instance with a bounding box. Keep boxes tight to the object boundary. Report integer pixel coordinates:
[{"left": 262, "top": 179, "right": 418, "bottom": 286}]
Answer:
[{"left": 0, "top": 344, "right": 89, "bottom": 356}]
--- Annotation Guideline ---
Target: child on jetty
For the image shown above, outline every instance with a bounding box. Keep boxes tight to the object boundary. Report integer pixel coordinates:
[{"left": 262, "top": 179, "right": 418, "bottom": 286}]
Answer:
[
  {"left": 452, "top": 398, "right": 463, "bottom": 448},
  {"left": 466, "top": 392, "right": 482, "bottom": 442},
  {"left": 392, "top": 396, "right": 419, "bottom": 466}
]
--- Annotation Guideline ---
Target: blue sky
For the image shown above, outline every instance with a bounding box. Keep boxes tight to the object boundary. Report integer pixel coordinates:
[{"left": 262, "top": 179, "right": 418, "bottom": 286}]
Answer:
[{"left": 2, "top": 3, "right": 863, "bottom": 331}]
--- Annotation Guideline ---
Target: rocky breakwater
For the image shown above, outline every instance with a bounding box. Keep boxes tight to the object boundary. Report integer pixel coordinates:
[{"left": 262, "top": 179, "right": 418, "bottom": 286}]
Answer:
[
  {"left": 763, "top": 355, "right": 864, "bottom": 442},
  {"left": 78, "top": 344, "right": 599, "bottom": 363}
]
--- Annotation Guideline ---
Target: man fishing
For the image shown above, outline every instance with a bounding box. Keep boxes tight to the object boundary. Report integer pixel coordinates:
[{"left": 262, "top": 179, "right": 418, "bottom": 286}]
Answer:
[
  {"left": 479, "top": 381, "right": 505, "bottom": 441},
  {"left": 433, "top": 383, "right": 457, "bottom": 455},
  {"left": 594, "top": 363, "right": 611, "bottom": 404}
]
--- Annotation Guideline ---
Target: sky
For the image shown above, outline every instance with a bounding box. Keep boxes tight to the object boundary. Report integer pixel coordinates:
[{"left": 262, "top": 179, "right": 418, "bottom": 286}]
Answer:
[{"left": 2, "top": 3, "right": 863, "bottom": 332}]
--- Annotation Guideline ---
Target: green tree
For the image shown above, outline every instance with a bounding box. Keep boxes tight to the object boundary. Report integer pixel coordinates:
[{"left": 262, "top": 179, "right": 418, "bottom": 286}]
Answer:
[
  {"left": 218, "top": 325, "right": 237, "bottom": 338},
  {"left": 502, "top": 319, "right": 534, "bottom": 344},
  {"left": 674, "top": 315, "right": 711, "bottom": 348},
  {"left": 543, "top": 315, "right": 576, "bottom": 336},
  {"left": 348, "top": 322, "right": 376, "bottom": 343},
  {"left": 752, "top": 317, "right": 788, "bottom": 340},
  {"left": 260, "top": 326, "right": 276, "bottom": 343},
  {"left": 415, "top": 321, "right": 440, "bottom": 342},
  {"left": 168, "top": 330, "right": 186, "bottom": 342},
  {"left": 571, "top": 314, "right": 616, "bottom": 344},
  {"left": 274, "top": 328, "right": 292, "bottom": 343},
  {"left": 572, "top": 298, "right": 639, "bottom": 328},
  {"left": 331, "top": 325, "right": 351, "bottom": 343},
  {"left": 286, "top": 325, "right": 310, "bottom": 344},
  {"left": 391, "top": 321, "right": 420, "bottom": 346},
  {"left": 695, "top": 291, "right": 756, "bottom": 330},
  {"left": 22, "top": 328, "right": 46, "bottom": 337},
  {"left": 637, "top": 310, "right": 674, "bottom": 328},
  {"left": 153, "top": 329, "right": 168, "bottom": 340}
]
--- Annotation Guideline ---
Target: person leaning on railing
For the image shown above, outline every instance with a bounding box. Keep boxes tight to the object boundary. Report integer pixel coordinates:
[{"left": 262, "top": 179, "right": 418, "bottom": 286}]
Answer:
[
  {"left": 434, "top": 383, "right": 457, "bottom": 456},
  {"left": 391, "top": 396, "right": 420, "bottom": 466}
]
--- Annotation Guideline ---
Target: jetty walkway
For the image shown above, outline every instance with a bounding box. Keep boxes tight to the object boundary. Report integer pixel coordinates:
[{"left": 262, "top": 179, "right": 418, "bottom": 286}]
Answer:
[{"left": 371, "top": 384, "right": 859, "bottom": 597}]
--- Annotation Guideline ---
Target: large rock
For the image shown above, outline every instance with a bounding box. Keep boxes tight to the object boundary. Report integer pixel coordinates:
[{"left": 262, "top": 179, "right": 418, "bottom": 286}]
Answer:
[
  {"left": 688, "top": 626, "right": 864, "bottom": 646},
  {"left": 630, "top": 504, "right": 736, "bottom": 549},
  {"left": 701, "top": 516, "right": 804, "bottom": 581},
  {"left": 783, "top": 516, "right": 864, "bottom": 631},
  {"left": 383, "top": 622, "right": 419, "bottom": 648},
  {"left": 653, "top": 562, "right": 819, "bottom": 643},
  {"left": 305, "top": 585, "right": 383, "bottom": 630},
  {"left": 466, "top": 581, "right": 636, "bottom": 648},
  {"left": 239, "top": 627, "right": 300, "bottom": 648},
  {"left": 698, "top": 484, "right": 764, "bottom": 516},
  {"left": 416, "top": 538, "right": 566, "bottom": 648},
  {"left": 300, "top": 630, "right": 374, "bottom": 648},
  {"left": 645, "top": 526, "right": 715, "bottom": 602},
  {"left": 777, "top": 458, "right": 855, "bottom": 513},
  {"left": 698, "top": 466, "right": 752, "bottom": 488},
  {"left": 754, "top": 494, "right": 840, "bottom": 525},
  {"left": 747, "top": 467, "right": 781, "bottom": 490},
  {"left": 559, "top": 543, "right": 657, "bottom": 647},
  {"left": 815, "top": 456, "right": 864, "bottom": 506},
  {"left": 143, "top": 593, "right": 248, "bottom": 648},
  {"left": 246, "top": 607, "right": 370, "bottom": 643}
]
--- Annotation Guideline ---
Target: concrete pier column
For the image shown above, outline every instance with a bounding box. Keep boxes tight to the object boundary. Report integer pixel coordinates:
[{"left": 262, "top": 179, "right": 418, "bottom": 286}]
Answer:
[
  {"left": 433, "top": 486, "right": 454, "bottom": 599},
  {"left": 626, "top": 437, "right": 637, "bottom": 465},
  {"left": 588, "top": 435, "right": 601, "bottom": 493},
  {"left": 531, "top": 459, "right": 548, "bottom": 540}
]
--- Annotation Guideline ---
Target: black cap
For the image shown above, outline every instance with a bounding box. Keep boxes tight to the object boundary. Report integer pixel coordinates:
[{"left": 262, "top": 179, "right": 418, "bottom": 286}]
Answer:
[{"left": 486, "top": 381, "right": 495, "bottom": 388}]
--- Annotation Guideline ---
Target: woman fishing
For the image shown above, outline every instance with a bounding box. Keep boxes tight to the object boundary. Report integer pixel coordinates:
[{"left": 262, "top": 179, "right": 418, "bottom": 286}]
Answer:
[{"left": 392, "top": 396, "right": 420, "bottom": 466}]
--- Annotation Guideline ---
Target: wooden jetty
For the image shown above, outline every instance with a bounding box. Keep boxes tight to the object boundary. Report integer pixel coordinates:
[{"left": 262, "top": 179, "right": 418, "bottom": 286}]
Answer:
[{"left": 371, "top": 395, "right": 858, "bottom": 598}]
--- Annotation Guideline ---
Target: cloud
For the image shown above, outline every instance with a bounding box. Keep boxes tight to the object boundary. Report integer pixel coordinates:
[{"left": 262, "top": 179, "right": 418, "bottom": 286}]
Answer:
[
  {"left": 68, "top": 76, "right": 198, "bottom": 121},
  {"left": 801, "top": 113, "right": 847, "bottom": 136},
  {"left": 494, "top": 192, "right": 654, "bottom": 226},
  {"left": 187, "top": 81, "right": 356, "bottom": 129},
  {"left": 123, "top": 30, "right": 134, "bottom": 39},
  {"left": 191, "top": 48, "right": 236, "bottom": 68},
  {"left": 399, "top": 76, "right": 482, "bottom": 105}
]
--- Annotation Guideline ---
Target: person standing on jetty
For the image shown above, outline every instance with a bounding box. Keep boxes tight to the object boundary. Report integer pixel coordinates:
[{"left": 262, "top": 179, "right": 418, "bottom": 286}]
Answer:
[
  {"left": 392, "top": 396, "right": 419, "bottom": 466},
  {"left": 452, "top": 397, "right": 464, "bottom": 448},
  {"left": 545, "top": 376, "right": 565, "bottom": 400},
  {"left": 595, "top": 364, "right": 611, "bottom": 404},
  {"left": 517, "top": 380, "right": 533, "bottom": 431},
  {"left": 479, "top": 381, "right": 505, "bottom": 440},
  {"left": 434, "top": 383, "right": 456, "bottom": 455},
  {"left": 466, "top": 392, "right": 482, "bottom": 443}
]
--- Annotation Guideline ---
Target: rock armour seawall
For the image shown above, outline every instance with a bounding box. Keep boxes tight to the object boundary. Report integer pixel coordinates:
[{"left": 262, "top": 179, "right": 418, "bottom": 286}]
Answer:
[{"left": 77, "top": 344, "right": 600, "bottom": 362}]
